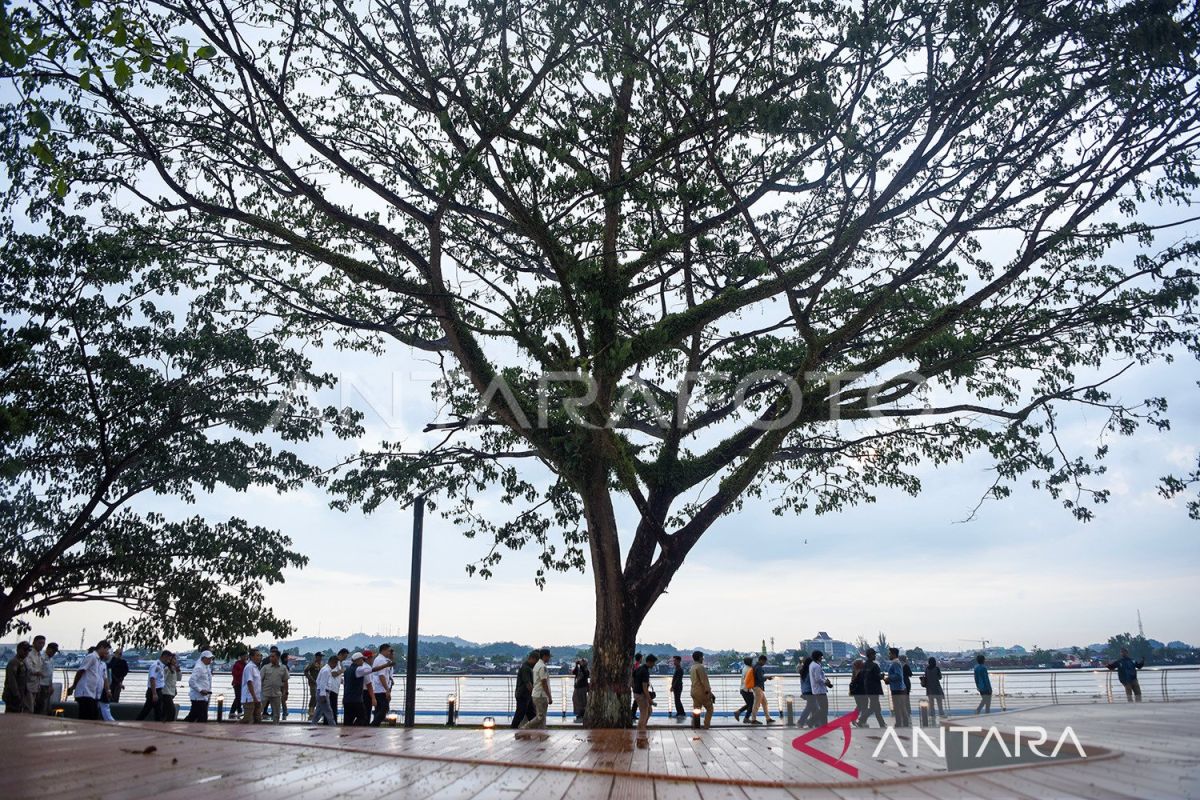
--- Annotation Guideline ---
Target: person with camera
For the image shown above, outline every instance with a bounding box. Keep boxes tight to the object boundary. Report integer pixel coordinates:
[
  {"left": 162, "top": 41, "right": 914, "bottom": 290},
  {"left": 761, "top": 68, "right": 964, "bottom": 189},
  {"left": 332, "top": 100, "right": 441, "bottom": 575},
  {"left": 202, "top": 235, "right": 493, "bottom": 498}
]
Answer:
[{"left": 572, "top": 657, "right": 590, "bottom": 723}]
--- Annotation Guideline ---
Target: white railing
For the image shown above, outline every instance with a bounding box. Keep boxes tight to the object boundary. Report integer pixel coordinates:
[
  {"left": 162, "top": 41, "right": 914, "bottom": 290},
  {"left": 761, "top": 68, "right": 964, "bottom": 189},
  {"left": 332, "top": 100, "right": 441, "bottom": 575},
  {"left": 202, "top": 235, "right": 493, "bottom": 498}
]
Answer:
[{"left": 30, "top": 665, "right": 1200, "bottom": 721}]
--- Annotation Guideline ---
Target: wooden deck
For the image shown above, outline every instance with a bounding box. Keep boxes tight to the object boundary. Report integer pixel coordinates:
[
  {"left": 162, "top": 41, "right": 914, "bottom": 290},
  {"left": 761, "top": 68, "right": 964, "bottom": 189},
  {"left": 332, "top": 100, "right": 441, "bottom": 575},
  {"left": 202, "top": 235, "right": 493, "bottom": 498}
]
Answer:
[{"left": 3, "top": 702, "right": 1197, "bottom": 798}]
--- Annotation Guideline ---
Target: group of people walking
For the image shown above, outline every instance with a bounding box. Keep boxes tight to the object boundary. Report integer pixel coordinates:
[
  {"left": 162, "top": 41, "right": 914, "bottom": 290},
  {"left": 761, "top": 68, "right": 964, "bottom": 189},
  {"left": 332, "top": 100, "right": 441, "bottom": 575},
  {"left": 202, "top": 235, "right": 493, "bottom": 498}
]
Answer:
[
  {"left": 230, "top": 644, "right": 397, "bottom": 726},
  {"left": 7, "top": 636, "right": 1150, "bottom": 726},
  {"left": 508, "top": 646, "right": 1002, "bottom": 732},
  {"left": 511, "top": 649, "right": 722, "bottom": 732},
  {"left": 2, "top": 636, "right": 60, "bottom": 714},
  {"left": 3, "top": 636, "right": 401, "bottom": 727}
]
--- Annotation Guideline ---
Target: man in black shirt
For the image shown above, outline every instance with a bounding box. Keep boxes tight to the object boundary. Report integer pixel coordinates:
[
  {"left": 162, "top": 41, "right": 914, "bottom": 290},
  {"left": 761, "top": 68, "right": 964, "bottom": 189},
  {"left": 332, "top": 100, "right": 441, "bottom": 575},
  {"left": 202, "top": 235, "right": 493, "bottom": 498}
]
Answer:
[
  {"left": 632, "top": 655, "right": 656, "bottom": 732},
  {"left": 571, "top": 658, "right": 590, "bottom": 723},
  {"left": 512, "top": 651, "right": 537, "bottom": 728},
  {"left": 341, "top": 652, "right": 369, "bottom": 727},
  {"left": 108, "top": 648, "right": 130, "bottom": 703},
  {"left": 856, "top": 648, "right": 887, "bottom": 728},
  {"left": 670, "top": 656, "right": 685, "bottom": 718}
]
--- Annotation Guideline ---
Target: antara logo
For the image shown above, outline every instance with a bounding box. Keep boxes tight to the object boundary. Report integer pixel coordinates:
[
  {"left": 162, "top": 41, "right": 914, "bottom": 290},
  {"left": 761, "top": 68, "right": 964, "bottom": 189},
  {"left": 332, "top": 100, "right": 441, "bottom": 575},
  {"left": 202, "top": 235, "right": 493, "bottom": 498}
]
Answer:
[
  {"left": 872, "top": 725, "right": 1088, "bottom": 760},
  {"left": 790, "top": 714, "right": 1089, "bottom": 780}
]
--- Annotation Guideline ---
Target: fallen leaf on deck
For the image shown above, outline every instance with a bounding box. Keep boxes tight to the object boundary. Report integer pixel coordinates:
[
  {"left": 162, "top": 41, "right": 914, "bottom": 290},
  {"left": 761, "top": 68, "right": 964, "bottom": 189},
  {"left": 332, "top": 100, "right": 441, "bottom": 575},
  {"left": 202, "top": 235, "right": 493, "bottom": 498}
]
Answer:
[{"left": 119, "top": 745, "right": 157, "bottom": 755}]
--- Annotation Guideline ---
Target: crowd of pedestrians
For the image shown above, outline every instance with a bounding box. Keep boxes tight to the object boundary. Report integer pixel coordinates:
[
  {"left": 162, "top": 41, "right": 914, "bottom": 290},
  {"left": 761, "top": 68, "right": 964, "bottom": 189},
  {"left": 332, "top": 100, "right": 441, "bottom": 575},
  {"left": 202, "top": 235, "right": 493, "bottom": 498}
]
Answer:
[
  {"left": 2, "top": 637, "right": 59, "bottom": 714},
  {"left": 4, "top": 635, "right": 1149, "bottom": 728}
]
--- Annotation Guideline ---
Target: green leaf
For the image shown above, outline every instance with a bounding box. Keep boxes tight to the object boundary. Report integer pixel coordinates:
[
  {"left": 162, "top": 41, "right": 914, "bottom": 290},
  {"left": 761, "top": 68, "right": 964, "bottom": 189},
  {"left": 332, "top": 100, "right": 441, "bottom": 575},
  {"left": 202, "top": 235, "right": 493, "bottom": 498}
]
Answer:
[
  {"left": 113, "top": 58, "right": 133, "bottom": 87},
  {"left": 2, "top": 43, "right": 28, "bottom": 69},
  {"left": 166, "top": 51, "right": 187, "bottom": 73},
  {"left": 195, "top": 44, "right": 217, "bottom": 60},
  {"left": 27, "top": 109, "right": 51, "bottom": 136},
  {"left": 30, "top": 140, "right": 54, "bottom": 166}
]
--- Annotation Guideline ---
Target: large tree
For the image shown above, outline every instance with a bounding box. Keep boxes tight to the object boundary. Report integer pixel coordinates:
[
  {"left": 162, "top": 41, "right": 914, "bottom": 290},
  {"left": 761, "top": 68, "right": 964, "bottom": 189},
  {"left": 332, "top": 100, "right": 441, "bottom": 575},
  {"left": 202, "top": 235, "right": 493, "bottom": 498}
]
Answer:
[
  {"left": 6, "top": 0, "right": 1200, "bottom": 724},
  {"left": 0, "top": 209, "right": 361, "bottom": 648}
]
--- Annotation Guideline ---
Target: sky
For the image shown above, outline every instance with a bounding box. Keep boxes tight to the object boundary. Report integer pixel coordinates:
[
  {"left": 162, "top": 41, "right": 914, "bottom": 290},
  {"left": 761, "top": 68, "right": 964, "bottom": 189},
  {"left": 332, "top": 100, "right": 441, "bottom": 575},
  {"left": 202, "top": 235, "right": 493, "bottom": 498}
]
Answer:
[{"left": 24, "top": 334, "right": 1200, "bottom": 655}]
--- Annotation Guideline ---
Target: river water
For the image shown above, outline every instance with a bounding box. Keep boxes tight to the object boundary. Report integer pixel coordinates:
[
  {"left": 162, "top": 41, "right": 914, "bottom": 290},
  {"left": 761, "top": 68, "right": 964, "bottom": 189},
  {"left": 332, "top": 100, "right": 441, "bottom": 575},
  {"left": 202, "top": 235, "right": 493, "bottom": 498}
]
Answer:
[{"left": 80, "top": 666, "right": 1200, "bottom": 722}]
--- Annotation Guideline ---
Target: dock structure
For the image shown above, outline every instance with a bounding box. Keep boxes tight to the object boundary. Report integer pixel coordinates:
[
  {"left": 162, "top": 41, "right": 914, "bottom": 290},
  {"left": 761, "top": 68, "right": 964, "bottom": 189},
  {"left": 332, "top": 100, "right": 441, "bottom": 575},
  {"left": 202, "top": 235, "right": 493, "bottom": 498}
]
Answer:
[{"left": 3, "top": 702, "right": 1197, "bottom": 798}]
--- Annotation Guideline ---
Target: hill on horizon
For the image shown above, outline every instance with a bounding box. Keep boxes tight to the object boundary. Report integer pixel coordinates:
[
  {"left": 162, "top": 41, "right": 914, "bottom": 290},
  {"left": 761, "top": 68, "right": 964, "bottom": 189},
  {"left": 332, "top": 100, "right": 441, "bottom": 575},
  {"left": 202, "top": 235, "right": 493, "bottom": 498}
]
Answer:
[{"left": 270, "top": 633, "right": 719, "bottom": 658}]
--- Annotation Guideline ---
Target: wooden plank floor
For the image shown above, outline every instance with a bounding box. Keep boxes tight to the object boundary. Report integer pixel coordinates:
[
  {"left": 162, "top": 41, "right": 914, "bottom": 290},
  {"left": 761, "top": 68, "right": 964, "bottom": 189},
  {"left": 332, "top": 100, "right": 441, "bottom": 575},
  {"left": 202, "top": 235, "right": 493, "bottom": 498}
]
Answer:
[{"left": 2, "top": 702, "right": 1197, "bottom": 799}]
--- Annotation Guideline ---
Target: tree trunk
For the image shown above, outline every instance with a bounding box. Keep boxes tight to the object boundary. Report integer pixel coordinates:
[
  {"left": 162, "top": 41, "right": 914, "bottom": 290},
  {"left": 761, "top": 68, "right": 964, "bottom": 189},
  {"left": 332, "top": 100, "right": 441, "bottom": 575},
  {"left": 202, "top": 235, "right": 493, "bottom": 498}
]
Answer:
[
  {"left": 585, "top": 596, "right": 635, "bottom": 728},
  {"left": 579, "top": 450, "right": 637, "bottom": 728}
]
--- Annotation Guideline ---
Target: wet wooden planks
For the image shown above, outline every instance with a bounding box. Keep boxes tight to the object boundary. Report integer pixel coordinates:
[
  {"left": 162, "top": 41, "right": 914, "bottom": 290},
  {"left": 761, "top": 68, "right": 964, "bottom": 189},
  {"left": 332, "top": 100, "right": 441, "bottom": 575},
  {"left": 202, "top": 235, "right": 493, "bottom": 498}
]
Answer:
[{"left": 3, "top": 701, "right": 1200, "bottom": 799}]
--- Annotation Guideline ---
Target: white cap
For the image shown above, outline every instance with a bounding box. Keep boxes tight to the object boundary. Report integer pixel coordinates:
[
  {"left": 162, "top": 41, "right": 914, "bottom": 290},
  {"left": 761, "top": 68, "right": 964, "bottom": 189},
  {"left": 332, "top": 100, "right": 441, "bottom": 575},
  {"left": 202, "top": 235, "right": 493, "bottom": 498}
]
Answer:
[
  {"left": 351, "top": 652, "right": 364, "bottom": 661},
  {"left": 200, "top": 650, "right": 214, "bottom": 659}
]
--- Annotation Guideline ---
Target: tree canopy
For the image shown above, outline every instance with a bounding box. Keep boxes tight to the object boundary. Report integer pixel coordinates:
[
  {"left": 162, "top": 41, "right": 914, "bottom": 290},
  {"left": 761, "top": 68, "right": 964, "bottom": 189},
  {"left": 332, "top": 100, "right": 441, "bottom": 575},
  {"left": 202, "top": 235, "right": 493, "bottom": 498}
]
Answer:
[
  {"left": 0, "top": 209, "right": 361, "bottom": 648},
  {"left": 4, "top": 0, "right": 1199, "bottom": 723}
]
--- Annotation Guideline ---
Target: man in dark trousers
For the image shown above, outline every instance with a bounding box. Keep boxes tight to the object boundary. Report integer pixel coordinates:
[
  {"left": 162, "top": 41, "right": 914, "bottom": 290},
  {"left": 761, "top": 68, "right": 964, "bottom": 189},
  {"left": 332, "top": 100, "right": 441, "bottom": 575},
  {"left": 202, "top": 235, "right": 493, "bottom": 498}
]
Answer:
[
  {"left": 855, "top": 648, "right": 886, "bottom": 728},
  {"left": 512, "top": 651, "right": 537, "bottom": 728},
  {"left": 885, "top": 648, "right": 910, "bottom": 727},
  {"left": 135, "top": 650, "right": 171, "bottom": 721},
  {"left": 571, "top": 657, "right": 590, "bottom": 723},
  {"left": 108, "top": 648, "right": 130, "bottom": 703},
  {"left": 229, "top": 651, "right": 247, "bottom": 719},
  {"left": 1106, "top": 648, "right": 1145, "bottom": 702},
  {"left": 633, "top": 654, "right": 657, "bottom": 733},
  {"left": 670, "top": 655, "right": 685, "bottom": 719},
  {"left": 304, "top": 653, "right": 324, "bottom": 716},
  {"left": 341, "top": 652, "right": 370, "bottom": 726},
  {"left": 330, "top": 648, "right": 350, "bottom": 720},
  {"left": 630, "top": 652, "right": 642, "bottom": 720},
  {"left": 974, "top": 653, "right": 993, "bottom": 714}
]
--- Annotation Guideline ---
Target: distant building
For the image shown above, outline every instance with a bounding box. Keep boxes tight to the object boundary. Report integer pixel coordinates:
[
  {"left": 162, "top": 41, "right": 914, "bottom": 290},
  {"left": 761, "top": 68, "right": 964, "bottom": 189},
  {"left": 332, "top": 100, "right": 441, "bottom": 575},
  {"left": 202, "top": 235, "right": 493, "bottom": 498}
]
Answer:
[{"left": 800, "top": 632, "right": 852, "bottom": 660}]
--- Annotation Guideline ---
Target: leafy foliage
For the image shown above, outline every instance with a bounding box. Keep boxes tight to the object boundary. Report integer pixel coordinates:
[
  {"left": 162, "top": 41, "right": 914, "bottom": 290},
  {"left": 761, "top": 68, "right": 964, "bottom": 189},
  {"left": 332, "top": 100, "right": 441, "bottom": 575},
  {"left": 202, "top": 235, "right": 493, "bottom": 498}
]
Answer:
[
  {"left": 1104, "top": 632, "right": 1154, "bottom": 662},
  {"left": 1159, "top": 451, "right": 1200, "bottom": 519},
  {"left": 0, "top": 210, "right": 361, "bottom": 649}
]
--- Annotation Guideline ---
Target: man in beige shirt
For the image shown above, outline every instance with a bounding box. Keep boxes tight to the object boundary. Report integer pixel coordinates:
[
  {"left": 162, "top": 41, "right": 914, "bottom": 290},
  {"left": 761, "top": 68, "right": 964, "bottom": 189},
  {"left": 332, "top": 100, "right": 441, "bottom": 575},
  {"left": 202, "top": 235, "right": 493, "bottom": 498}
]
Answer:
[
  {"left": 688, "top": 651, "right": 715, "bottom": 728},
  {"left": 260, "top": 652, "right": 289, "bottom": 723}
]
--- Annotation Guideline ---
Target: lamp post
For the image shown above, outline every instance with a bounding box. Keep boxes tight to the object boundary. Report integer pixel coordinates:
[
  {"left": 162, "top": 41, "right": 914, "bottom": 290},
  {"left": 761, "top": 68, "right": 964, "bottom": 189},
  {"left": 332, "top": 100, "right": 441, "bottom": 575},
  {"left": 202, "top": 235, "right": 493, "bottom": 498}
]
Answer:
[
  {"left": 785, "top": 695, "right": 795, "bottom": 727},
  {"left": 403, "top": 495, "right": 425, "bottom": 728},
  {"left": 446, "top": 694, "right": 457, "bottom": 726},
  {"left": 216, "top": 694, "right": 225, "bottom": 723},
  {"left": 691, "top": 706, "right": 701, "bottom": 729}
]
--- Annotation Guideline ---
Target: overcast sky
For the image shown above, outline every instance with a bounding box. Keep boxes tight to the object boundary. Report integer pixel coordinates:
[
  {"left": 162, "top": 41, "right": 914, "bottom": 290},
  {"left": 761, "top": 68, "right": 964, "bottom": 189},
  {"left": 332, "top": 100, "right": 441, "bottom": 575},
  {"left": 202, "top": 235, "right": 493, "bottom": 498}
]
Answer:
[{"left": 25, "top": 331, "right": 1200, "bottom": 654}]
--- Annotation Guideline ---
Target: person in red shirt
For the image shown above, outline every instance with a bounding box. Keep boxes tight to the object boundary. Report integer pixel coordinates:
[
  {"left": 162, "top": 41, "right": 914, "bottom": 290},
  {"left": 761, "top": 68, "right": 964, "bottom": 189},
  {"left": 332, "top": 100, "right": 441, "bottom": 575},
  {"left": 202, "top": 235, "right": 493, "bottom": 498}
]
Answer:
[{"left": 229, "top": 652, "right": 248, "bottom": 719}]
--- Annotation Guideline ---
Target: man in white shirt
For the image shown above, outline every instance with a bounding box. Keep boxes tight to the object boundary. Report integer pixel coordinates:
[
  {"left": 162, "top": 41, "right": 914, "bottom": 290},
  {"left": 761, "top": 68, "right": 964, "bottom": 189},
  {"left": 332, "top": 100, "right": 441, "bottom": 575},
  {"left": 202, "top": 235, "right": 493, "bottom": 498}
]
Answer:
[
  {"left": 185, "top": 651, "right": 215, "bottom": 723},
  {"left": 310, "top": 654, "right": 339, "bottom": 726},
  {"left": 520, "top": 648, "right": 553, "bottom": 730},
  {"left": 328, "top": 648, "right": 349, "bottom": 721},
  {"left": 67, "top": 640, "right": 111, "bottom": 721},
  {"left": 241, "top": 651, "right": 264, "bottom": 724},
  {"left": 369, "top": 644, "right": 396, "bottom": 726},
  {"left": 39, "top": 641, "right": 59, "bottom": 714},
  {"left": 26, "top": 635, "right": 46, "bottom": 713},
  {"left": 809, "top": 650, "right": 832, "bottom": 727},
  {"left": 135, "top": 651, "right": 171, "bottom": 721}
]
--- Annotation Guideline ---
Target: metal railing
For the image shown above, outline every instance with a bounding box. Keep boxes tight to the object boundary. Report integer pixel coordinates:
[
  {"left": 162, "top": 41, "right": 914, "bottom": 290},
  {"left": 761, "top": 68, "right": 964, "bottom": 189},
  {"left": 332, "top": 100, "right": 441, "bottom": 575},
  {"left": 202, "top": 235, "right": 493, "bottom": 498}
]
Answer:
[{"left": 26, "top": 665, "right": 1200, "bottom": 721}]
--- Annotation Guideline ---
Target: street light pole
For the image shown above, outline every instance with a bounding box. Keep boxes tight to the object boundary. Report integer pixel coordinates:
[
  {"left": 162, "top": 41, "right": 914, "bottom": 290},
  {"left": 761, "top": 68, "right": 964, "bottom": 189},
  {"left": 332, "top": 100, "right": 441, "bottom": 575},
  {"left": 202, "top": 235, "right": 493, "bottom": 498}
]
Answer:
[{"left": 403, "top": 495, "right": 424, "bottom": 728}]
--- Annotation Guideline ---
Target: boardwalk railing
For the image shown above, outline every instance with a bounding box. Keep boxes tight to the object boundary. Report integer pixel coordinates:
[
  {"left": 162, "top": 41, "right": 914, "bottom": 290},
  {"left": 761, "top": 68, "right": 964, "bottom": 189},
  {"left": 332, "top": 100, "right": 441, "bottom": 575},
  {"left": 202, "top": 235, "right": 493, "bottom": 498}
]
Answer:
[{"left": 32, "top": 665, "right": 1199, "bottom": 720}]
